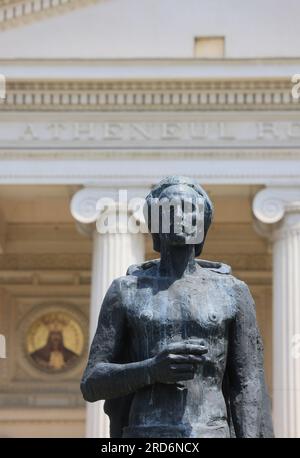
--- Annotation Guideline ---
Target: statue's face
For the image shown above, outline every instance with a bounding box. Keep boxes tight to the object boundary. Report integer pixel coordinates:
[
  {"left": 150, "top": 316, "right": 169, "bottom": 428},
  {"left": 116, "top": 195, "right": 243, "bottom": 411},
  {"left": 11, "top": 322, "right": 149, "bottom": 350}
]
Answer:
[
  {"left": 158, "top": 184, "right": 204, "bottom": 247},
  {"left": 49, "top": 331, "right": 63, "bottom": 351}
]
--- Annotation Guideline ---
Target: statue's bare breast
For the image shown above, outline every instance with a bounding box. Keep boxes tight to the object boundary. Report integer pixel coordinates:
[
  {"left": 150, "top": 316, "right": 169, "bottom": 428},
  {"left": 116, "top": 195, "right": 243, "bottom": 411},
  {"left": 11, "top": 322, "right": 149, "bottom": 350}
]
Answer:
[{"left": 121, "top": 268, "right": 237, "bottom": 437}]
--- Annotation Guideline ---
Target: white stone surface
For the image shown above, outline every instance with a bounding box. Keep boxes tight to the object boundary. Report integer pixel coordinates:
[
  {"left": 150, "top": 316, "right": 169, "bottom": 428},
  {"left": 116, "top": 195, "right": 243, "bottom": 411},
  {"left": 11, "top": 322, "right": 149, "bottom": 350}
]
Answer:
[
  {"left": 254, "top": 187, "right": 300, "bottom": 438},
  {"left": 0, "top": 0, "right": 300, "bottom": 58},
  {"left": 1, "top": 58, "right": 300, "bottom": 80}
]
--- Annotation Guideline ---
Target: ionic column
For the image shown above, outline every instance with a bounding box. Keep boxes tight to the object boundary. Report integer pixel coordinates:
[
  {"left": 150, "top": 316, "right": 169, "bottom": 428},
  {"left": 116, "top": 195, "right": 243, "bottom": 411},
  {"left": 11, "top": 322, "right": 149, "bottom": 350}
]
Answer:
[
  {"left": 253, "top": 186, "right": 300, "bottom": 438},
  {"left": 71, "top": 188, "right": 145, "bottom": 438}
]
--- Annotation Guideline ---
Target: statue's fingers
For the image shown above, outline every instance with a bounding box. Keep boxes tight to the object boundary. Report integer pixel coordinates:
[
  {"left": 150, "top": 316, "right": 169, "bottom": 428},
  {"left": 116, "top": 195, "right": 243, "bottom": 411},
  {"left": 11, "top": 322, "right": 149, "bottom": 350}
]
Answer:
[
  {"left": 170, "top": 364, "right": 194, "bottom": 372},
  {"left": 169, "top": 354, "right": 205, "bottom": 364},
  {"left": 184, "top": 344, "right": 208, "bottom": 355},
  {"left": 164, "top": 342, "right": 194, "bottom": 353},
  {"left": 187, "top": 354, "right": 206, "bottom": 363},
  {"left": 168, "top": 354, "right": 191, "bottom": 363},
  {"left": 167, "top": 342, "right": 208, "bottom": 355}
]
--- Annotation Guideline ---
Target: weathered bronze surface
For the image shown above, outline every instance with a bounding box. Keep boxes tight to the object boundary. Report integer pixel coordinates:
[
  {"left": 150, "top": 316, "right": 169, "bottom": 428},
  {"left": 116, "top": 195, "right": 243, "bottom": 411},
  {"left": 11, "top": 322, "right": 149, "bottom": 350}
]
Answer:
[{"left": 81, "top": 176, "right": 274, "bottom": 438}]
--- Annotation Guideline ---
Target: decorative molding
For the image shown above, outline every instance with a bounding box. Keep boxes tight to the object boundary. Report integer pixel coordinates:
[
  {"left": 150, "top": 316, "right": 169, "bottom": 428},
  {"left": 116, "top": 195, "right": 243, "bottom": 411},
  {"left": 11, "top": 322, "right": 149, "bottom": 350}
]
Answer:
[
  {"left": 1, "top": 168, "right": 300, "bottom": 186},
  {"left": 1, "top": 149, "right": 300, "bottom": 162},
  {"left": 0, "top": 0, "right": 99, "bottom": 31},
  {"left": 0, "top": 407, "right": 85, "bottom": 422},
  {"left": 2, "top": 79, "right": 299, "bottom": 111},
  {"left": 0, "top": 270, "right": 91, "bottom": 286},
  {"left": 0, "top": 253, "right": 92, "bottom": 270},
  {"left": 0, "top": 393, "right": 85, "bottom": 409}
]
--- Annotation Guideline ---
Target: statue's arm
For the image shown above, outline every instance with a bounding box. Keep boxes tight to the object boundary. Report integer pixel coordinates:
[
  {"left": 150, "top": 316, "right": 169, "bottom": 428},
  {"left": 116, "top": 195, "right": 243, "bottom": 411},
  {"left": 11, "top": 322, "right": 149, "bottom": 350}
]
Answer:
[
  {"left": 227, "top": 281, "right": 272, "bottom": 437},
  {"left": 80, "top": 279, "right": 154, "bottom": 402}
]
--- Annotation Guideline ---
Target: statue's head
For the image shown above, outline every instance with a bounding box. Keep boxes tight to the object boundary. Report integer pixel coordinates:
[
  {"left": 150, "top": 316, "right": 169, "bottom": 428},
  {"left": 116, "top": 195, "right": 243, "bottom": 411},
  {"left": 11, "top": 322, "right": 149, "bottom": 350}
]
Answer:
[{"left": 144, "top": 176, "right": 214, "bottom": 256}]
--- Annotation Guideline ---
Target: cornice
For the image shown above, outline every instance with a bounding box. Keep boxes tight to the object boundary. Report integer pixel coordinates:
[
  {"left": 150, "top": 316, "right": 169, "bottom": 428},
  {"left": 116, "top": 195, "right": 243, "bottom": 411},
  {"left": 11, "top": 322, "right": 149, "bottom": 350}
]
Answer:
[
  {"left": 1, "top": 58, "right": 299, "bottom": 111},
  {"left": 2, "top": 58, "right": 300, "bottom": 79},
  {"left": 0, "top": 0, "right": 99, "bottom": 31}
]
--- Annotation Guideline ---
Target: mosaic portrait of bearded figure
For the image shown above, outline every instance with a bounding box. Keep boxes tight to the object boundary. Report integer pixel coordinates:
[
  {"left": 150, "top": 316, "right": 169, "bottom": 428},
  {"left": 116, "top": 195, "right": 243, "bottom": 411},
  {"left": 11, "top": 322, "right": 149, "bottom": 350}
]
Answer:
[{"left": 27, "top": 312, "right": 84, "bottom": 373}]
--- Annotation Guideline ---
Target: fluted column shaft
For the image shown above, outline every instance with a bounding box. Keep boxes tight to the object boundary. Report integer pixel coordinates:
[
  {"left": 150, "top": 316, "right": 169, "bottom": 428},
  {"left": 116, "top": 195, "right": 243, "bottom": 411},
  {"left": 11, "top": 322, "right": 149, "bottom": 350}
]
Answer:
[
  {"left": 272, "top": 204, "right": 300, "bottom": 437},
  {"left": 253, "top": 187, "right": 300, "bottom": 438},
  {"left": 71, "top": 189, "right": 145, "bottom": 438}
]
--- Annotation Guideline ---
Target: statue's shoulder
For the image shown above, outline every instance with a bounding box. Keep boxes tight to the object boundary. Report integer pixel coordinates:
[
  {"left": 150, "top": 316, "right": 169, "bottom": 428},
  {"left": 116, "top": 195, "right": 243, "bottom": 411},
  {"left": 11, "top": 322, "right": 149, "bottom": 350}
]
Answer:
[
  {"left": 126, "top": 259, "right": 233, "bottom": 276},
  {"left": 107, "top": 274, "right": 137, "bottom": 294},
  {"left": 126, "top": 259, "right": 160, "bottom": 277},
  {"left": 229, "top": 276, "right": 257, "bottom": 314},
  {"left": 196, "top": 259, "right": 232, "bottom": 275}
]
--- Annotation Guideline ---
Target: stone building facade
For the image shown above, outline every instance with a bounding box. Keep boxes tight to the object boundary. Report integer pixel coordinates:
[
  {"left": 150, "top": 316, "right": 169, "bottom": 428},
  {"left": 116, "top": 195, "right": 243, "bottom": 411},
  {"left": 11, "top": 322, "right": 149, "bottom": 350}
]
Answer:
[{"left": 0, "top": 0, "right": 299, "bottom": 438}]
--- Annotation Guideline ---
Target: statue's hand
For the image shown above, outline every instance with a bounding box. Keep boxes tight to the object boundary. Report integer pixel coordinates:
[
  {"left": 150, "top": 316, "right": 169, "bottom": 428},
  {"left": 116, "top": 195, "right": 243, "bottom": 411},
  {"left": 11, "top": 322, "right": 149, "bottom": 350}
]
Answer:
[{"left": 149, "top": 342, "right": 208, "bottom": 385}]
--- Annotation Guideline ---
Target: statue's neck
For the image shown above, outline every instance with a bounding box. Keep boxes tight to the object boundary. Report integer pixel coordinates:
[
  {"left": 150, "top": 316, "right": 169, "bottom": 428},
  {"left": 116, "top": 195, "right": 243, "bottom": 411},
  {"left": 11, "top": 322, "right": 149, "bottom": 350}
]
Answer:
[{"left": 159, "top": 244, "right": 197, "bottom": 279}]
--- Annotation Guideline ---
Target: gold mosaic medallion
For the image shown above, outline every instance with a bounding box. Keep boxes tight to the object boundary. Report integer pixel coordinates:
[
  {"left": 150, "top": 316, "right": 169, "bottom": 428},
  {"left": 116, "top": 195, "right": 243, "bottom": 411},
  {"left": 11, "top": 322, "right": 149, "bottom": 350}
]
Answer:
[{"left": 26, "top": 311, "right": 84, "bottom": 372}]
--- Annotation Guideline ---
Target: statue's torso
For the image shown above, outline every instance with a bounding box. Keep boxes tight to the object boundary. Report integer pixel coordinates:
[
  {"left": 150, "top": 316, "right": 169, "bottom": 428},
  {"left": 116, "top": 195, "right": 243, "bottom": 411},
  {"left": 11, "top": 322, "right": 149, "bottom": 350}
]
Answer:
[{"left": 120, "top": 265, "right": 237, "bottom": 438}]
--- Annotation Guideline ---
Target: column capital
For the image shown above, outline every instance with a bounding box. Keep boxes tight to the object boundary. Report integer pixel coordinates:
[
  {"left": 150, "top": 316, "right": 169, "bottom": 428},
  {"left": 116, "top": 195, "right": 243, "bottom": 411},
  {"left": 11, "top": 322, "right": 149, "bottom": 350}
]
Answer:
[
  {"left": 253, "top": 186, "right": 300, "bottom": 225},
  {"left": 70, "top": 186, "right": 146, "bottom": 233},
  {"left": 70, "top": 187, "right": 104, "bottom": 225}
]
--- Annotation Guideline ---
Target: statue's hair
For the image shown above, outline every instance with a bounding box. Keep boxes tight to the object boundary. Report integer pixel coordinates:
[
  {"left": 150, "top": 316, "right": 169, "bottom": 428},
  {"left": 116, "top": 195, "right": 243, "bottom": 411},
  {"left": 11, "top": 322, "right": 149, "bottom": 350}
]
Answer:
[{"left": 144, "top": 176, "right": 214, "bottom": 257}]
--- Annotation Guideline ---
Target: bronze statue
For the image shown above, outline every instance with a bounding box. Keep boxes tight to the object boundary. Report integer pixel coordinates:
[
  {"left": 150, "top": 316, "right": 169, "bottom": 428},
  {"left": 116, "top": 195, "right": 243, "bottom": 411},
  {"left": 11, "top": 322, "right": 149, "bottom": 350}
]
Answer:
[{"left": 81, "top": 176, "right": 274, "bottom": 438}]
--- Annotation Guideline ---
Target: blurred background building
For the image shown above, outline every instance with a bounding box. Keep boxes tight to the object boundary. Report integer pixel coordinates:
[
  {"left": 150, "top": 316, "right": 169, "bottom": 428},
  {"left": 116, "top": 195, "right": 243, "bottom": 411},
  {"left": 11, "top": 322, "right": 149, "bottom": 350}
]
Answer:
[{"left": 0, "top": 0, "right": 299, "bottom": 438}]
